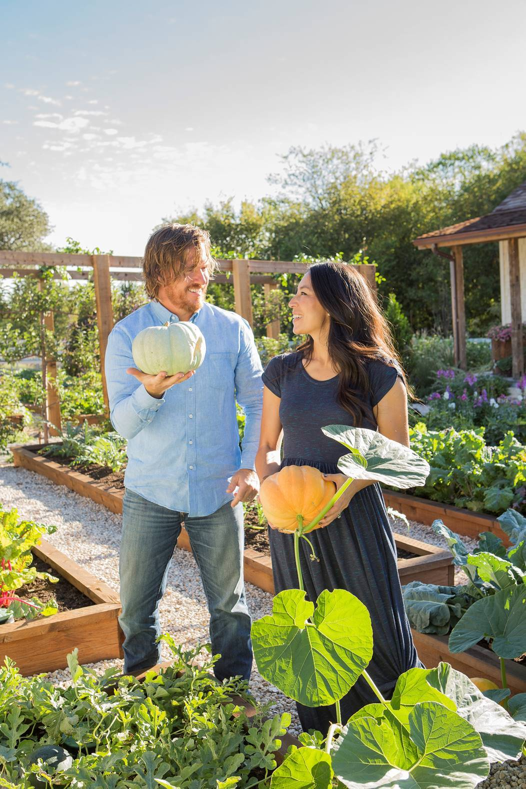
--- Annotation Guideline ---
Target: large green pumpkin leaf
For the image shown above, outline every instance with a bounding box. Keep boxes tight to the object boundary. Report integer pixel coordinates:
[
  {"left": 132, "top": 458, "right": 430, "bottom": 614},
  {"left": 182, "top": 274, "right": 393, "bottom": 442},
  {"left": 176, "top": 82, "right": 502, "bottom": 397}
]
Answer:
[
  {"left": 426, "top": 663, "right": 526, "bottom": 762},
  {"left": 497, "top": 509, "right": 526, "bottom": 545},
  {"left": 252, "top": 589, "right": 373, "bottom": 706},
  {"left": 332, "top": 701, "right": 488, "bottom": 788},
  {"left": 321, "top": 426, "right": 430, "bottom": 489},
  {"left": 508, "top": 692, "right": 526, "bottom": 722},
  {"left": 449, "top": 584, "right": 526, "bottom": 659},
  {"left": 465, "top": 552, "right": 518, "bottom": 590},
  {"left": 271, "top": 747, "right": 333, "bottom": 788}
]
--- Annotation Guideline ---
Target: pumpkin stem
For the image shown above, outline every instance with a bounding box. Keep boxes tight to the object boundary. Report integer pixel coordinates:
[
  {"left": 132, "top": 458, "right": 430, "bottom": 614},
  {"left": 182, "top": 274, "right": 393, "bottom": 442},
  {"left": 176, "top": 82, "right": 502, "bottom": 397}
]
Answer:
[
  {"left": 300, "top": 533, "right": 319, "bottom": 563},
  {"left": 302, "top": 477, "right": 355, "bottom": 534},
  {"left": 293, "top": 522, "right": 304, "bottom": 592}
]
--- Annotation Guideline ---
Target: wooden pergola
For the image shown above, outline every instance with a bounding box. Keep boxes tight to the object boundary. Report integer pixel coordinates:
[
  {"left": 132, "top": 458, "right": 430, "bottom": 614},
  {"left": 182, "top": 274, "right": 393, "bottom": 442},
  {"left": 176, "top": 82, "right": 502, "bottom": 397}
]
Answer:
[
  {"left": 0, "top": 250, "right": 376, "bottom": 425},
  {"left": 413, "top": 180, "right": 526, "bottom": 376}
]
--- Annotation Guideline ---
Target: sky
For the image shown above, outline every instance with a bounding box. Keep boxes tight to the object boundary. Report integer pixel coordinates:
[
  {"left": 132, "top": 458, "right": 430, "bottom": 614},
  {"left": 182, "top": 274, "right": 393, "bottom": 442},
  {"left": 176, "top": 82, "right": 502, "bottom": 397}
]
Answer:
[{"left": 2, "top": 0, "right": 526, "bottom": 256}]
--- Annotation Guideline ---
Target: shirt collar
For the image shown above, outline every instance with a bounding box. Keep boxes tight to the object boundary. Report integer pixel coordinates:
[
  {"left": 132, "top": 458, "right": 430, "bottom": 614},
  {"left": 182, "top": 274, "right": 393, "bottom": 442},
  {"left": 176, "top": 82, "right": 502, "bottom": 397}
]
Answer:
[{"left": 151, "top": 300, "right": 202, "bottom": 325}]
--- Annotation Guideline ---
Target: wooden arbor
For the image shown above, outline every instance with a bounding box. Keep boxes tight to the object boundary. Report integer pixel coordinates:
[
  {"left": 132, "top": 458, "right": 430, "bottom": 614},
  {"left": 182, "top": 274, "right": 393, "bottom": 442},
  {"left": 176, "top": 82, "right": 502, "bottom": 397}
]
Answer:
[
  {"left": 0, "top": 251, "right": 376, "bottom": 415},
  {"left": 414, "top": 180, "right": 526, "bottom": 376}
]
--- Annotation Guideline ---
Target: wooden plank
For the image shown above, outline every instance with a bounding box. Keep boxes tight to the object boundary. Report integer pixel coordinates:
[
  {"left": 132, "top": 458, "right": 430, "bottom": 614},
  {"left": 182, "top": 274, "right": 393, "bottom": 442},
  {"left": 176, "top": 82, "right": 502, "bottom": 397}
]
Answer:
[
  {"left": 451, "top": 247, "right": 467, "bottom": 369},
  {"left": 34, "top": 538, "right": 120, "bottom": 605},
  {"left": 412, "top": 631, "right": 526, "bottom": 696},
  {"left": 0, "top": 250, "right": 93, "bottom": 267},
  {"left": 92, "top": 254, "right": 114, "bottom": 412},
  {"left": 508, "top": 237, "right": 524, "bottom": 378},
  {"left": 0, "top": 605, "right": 122, "bottom": 675},
  {"left": 414, "top": 224, "right": 526, "bottom": 248},
  {"left": 383, "top": 489, "right": 509, "bottom": 545},
  {"left": 12, "top": 446, "right": 125, "bottom": 515},
  {"left": 264, "top": 282, "right": 281, "bottom": 339},
  {"left": 232, "top": 259, "right": 253, "bottom": 325}
]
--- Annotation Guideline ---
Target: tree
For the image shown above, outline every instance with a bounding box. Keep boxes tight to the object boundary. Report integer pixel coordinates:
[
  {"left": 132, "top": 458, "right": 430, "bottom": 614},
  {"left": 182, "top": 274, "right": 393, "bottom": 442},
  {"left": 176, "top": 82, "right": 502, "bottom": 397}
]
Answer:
[{"left": 0, "top": 178, "right": 51, "bottom": 250}]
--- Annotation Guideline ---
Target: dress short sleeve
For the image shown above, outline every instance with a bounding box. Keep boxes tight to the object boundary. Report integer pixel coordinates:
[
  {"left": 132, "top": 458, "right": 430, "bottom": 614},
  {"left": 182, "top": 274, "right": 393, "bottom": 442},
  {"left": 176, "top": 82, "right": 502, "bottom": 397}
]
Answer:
[
  {"left": 262, "top": 355, "right": 283, "bottom": 397},
  {"left": 368, "top": 359, "right": 404, "bottom": 407}
]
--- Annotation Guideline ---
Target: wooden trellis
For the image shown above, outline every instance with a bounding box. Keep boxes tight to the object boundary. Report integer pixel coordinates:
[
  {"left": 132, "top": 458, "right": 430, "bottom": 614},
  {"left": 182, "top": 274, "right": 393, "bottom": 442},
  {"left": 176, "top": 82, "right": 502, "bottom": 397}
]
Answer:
[{"left": 0, "top": 250, "right": 376, "bottom": 420}]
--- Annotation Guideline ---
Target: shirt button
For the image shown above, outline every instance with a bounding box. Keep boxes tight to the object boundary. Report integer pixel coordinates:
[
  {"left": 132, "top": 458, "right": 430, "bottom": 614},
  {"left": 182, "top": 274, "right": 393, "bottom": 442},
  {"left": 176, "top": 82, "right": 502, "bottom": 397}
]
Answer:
[
  {"left": 189, "top": 465, "right": 194, "bottom": 470},
  {"left": 188, "top": 387, "right": 192, "bottom": 391},
  {"left": 188, "top": 414, "right": 193, "bottom": 418},
  {"left": 189, "top": 440, "right": 193, "bottom": 444}
]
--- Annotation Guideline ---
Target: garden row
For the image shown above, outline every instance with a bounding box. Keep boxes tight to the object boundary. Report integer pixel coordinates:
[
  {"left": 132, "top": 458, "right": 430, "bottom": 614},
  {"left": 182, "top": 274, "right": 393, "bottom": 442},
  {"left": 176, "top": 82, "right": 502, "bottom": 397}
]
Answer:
[{"left": 7, "top": 441, "right": 526, "bottom": 700}]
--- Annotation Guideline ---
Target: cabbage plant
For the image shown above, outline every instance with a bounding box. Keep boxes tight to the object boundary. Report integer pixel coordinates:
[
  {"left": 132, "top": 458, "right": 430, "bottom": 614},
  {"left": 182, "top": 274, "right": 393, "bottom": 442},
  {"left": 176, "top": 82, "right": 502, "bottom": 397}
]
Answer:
[{"left": 252, "top": 426, "right": 526, "bottom": 787}]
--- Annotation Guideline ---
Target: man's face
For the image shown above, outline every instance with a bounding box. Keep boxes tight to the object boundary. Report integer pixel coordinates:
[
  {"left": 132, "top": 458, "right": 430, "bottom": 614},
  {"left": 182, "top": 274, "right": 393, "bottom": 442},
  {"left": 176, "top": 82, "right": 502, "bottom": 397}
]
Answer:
[{"left": 157, "top": 241, "right": 210, "bottom": 320}]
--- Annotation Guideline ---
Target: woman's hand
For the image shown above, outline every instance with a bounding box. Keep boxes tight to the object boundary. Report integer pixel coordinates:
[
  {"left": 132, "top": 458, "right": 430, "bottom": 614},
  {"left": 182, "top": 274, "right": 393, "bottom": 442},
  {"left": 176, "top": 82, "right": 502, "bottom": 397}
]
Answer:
[{"left": 317, "top": 473, "right": 353, "bottom": 527}]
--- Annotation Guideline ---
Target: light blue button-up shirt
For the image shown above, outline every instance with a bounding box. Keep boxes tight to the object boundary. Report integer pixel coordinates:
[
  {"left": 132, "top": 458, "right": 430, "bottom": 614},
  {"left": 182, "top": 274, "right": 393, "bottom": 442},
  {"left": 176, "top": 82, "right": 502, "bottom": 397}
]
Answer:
[{"left": 105, "top": 300, "right": 263, "bottom": 516}]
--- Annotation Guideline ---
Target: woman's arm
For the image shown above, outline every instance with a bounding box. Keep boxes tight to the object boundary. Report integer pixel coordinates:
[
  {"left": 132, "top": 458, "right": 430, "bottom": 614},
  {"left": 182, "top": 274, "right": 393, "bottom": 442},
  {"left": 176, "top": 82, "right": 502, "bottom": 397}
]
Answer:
[
  {"left": 318, "top": 377, "right": 409, "bottom": 526},
  {"left": 374, "top": 377, "right": 410, "bottom": 446},
  {"left": 255, "top": 386, "right": 282, "bottom": 482}
]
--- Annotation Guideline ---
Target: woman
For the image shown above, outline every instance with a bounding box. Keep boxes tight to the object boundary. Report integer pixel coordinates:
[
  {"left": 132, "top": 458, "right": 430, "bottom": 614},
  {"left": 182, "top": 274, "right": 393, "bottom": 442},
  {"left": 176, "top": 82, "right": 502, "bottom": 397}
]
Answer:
[{"left": 255, "top": 261, "right": 420, "bottom": 735}]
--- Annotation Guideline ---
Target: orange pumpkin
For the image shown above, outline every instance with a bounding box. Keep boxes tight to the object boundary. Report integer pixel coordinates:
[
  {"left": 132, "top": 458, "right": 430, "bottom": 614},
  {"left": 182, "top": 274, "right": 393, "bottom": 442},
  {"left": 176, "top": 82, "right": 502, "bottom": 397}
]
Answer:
[{"left": 259, "top": 466, "right": 336, "bottom": 533}]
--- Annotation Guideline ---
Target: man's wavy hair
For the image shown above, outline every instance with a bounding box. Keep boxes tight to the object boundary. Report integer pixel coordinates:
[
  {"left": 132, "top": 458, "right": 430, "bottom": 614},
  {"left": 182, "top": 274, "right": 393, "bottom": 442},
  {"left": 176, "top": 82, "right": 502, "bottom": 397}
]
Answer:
[{"left": 143, "top": 223, "right": 219, "bottom": 300}]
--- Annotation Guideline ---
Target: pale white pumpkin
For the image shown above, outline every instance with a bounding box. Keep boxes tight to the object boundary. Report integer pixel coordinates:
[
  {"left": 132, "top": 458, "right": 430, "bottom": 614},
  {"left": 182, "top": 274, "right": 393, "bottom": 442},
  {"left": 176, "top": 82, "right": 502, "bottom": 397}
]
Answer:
[{"left": 132, "top": 321, "right": 206, "bottom": 375}]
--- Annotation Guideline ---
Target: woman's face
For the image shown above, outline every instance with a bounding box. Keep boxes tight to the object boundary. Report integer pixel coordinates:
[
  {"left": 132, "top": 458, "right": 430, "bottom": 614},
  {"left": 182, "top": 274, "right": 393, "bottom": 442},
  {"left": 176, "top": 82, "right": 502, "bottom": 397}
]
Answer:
[{"left": 288, "top": 272, "right": 328, "bottom": 336}]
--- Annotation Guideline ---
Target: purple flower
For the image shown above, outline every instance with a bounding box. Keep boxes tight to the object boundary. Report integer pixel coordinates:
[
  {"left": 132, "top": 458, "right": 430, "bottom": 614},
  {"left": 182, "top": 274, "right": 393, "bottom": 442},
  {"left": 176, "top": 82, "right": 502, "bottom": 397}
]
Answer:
[
  {"left": 464, "top": 373, "right": 478, "bottom": 386},
  {"left": 444, "top": 385, "right": 454, "bottom": 400},
  {"left": 461, "top": 389, "right": 468, "bottom": 401},
  {"left": 437, "top": 369, "right": 455, "bottom": 379},
  {"left": 517, "top": 375, "right": 526, "bottom": 390},
  {"left": 428, "top": 392, "right": 441, "bottom": 401},
  {"left": 481, "top": 388, "right": 488, "bottom": 402}
]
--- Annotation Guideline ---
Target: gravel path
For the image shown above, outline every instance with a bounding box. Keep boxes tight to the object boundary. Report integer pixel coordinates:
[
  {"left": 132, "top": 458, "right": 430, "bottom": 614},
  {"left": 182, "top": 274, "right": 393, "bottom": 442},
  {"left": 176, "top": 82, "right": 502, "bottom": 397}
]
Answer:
[{"left": 1, "top": 462, "right": 522, "bottom": 785}]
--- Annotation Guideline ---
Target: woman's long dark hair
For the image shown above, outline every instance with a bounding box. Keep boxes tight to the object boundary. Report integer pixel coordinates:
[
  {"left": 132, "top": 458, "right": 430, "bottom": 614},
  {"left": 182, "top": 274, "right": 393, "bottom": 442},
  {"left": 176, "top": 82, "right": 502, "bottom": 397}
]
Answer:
[{"left": 297, "top": 261, "right": 408, "bottom": 425}]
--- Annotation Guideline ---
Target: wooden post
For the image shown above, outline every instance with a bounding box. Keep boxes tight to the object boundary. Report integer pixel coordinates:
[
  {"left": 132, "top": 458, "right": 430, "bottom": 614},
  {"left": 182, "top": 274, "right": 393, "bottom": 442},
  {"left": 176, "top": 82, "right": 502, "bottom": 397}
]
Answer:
[
  {"left": 264, "top": 283, "right": 281, "bottom": 339},
  {"left": 232, "top": 260, "right": 253, "bottom": 326},
  {"left": 508, "top": 238, "right": 524, "bottom": 378},
  {"left": 450, "top": 247, "right": 467, "bottom": 369},
  {"left": 92, "top": 255, "right": 114, "bottom": 412},
  {"left": 356, "top": 264, "right": 377, "bottom": 292},
  {"left": 43, "top": 308, "right": 62, "bottom": 435},
  {"left": 38, "top": 278, "right": 61, "bottom": 439}
]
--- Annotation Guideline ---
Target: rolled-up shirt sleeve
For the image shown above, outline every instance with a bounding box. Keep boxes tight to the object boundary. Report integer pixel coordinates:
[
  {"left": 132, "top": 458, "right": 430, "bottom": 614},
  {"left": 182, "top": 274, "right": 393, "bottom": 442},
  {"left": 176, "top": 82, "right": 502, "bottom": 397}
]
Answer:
[
  {"left": 105, "top": 324, "right": 165, "bottom": 440},
  {"left": 235, "top": 322, "right": 263, "bottom": 470}
]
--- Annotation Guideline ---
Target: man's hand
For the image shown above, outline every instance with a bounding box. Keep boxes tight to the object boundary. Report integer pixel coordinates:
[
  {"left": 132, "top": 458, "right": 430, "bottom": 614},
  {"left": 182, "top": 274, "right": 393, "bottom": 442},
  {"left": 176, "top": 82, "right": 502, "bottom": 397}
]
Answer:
[
  {"left": 127, "top": 367, "right": 194, "bottom": 399},
  {"left": 227, "top": 469, "right": 259, "bottom": 507}
]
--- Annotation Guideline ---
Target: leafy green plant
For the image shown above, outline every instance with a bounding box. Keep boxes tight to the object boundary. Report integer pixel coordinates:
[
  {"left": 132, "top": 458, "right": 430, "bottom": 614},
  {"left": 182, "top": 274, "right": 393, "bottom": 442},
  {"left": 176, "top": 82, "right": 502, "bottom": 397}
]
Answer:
[
  {"left": 251, "top": 426, "right": 524, "bottom": 786},
  {"left": 0, "top": 506, "right": 58, "bottom": 623},
  {"left": 407, "top": 423, "right": 526, "bottom": 516},
  {"left": 72, "top": 433, "right": 127, "bottom": 472},
  {"left": 39, "top": 420, "right": 101, "bottom": 460},
  {"left": 0, "top": 639, "right": 289, "bottom": 787}
]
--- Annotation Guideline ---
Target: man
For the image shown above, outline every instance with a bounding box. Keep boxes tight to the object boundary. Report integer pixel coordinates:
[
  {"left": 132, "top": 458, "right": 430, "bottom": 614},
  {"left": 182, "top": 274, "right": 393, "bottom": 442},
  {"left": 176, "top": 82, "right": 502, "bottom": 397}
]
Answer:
[{"left": 105, "top": 223, "right": 262, "bottom": 680}]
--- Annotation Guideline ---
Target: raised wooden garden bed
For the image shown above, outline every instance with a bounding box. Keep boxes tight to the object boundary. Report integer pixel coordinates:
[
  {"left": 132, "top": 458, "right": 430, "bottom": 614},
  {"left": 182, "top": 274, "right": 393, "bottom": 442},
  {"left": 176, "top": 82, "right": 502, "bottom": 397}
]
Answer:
[
  {"left": 0, "top": 537, "right": 123, "bottom": 675},
  {"left": 383, "top": 489, "right": 510, "bottom": 546},
  {"left": 412, "top": 630, "right": 526, "bottom": 697},
  {"left": 11, "top": 443, "right": 454, "bottom": 595}
]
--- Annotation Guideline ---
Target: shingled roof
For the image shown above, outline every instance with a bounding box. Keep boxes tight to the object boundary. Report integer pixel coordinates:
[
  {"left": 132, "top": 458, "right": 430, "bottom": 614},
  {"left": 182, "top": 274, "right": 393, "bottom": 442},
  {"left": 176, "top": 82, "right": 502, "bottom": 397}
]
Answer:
[{"left": 414, "top": 179, "right": 526, "bottom": 247}]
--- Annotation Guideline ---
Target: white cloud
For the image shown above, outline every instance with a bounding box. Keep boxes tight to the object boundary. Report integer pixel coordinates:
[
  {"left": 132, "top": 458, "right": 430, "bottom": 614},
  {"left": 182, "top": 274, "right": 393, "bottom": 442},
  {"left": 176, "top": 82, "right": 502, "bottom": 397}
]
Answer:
[
  {"left": 88, "top": 100, "right": 99, "bottom": 105},
  {"left": 4, "top": 83, "right": 15, "bottom": 89},
  {"left": 2, "top": 120, "right": 18, "bottom": 125},
  {"left": 185, "top": 127, "right": 194, "bottom": 131},
  {"left": 35, "top": 113, "right": 63, "bottom": 120},
  {"left": 22, "top": 88, "right": 39, "bottom": 96},
  {"left": 66, "top": 81, "right": 81, "bottom": 86},
  {"left": 74, "top": 110, "right": 107, "bottom": 116},
  {"left": 82, "top": 133, "right": 99, "bottom": 140},
  {"left": 43, "top": 141, "right": 76, "bottom": 152},
  {"left": 38, "top": 95, "right": 62, "bottom": 106},
  {"left": 34, "top": 116, "right": 90, "bottom": 132},
  {"left": 104, "top": 128, "right": 118, "bottom": 135}
]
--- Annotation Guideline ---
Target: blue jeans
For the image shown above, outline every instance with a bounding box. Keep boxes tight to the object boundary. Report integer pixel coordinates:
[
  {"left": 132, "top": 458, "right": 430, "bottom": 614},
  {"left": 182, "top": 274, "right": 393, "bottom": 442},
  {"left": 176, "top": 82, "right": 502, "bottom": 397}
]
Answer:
[{"left": 119, "top": 489, "right": 252, "bottom": 680}]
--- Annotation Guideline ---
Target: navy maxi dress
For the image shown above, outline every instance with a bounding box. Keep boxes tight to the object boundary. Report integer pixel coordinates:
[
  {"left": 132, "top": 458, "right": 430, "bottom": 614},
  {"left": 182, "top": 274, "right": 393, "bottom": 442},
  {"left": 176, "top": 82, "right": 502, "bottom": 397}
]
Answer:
[{"left": 262, "top": 352, "right": 421, "bottom": 735}]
